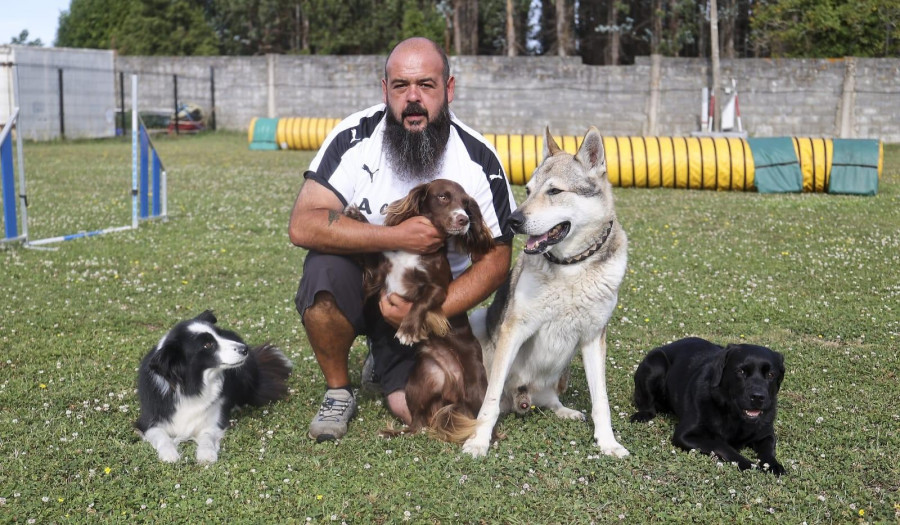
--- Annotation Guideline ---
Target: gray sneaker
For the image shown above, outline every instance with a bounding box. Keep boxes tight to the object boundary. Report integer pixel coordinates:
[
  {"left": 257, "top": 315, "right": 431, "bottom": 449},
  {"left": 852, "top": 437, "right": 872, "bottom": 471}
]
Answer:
[
  {"left": 360, "top": 342, "right": 381, "bottom": 396},
  {"left": 309, "top": 388, "right": 357, "bottom": 443}
]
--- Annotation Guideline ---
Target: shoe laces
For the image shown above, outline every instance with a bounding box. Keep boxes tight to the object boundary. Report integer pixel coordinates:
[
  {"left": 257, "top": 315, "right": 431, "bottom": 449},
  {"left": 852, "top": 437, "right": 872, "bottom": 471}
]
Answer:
[{"left": 317, "top": 395, "right": 352, "bottom": 422}]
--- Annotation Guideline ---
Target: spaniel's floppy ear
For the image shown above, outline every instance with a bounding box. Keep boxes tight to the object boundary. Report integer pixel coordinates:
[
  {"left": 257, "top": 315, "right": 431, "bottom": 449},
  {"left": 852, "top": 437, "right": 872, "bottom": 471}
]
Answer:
[
  {"left": 460, "top": 196, "right": 495, "bottom": 256},
  {"left": 384, "top": 182, "right": 430, "bottom": 227}
]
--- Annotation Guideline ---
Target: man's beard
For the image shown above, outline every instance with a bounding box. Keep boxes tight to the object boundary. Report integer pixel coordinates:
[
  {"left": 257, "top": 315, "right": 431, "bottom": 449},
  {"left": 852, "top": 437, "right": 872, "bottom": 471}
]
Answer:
[{"left": 383, "top": 99, "right": 452, "bottom": 183}]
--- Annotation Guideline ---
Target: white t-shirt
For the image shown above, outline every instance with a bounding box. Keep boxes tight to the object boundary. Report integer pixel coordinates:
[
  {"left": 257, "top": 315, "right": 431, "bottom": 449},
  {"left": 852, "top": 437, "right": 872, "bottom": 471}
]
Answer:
[{"left": 305, "top": 104, "right": 517, "bottom": 276}]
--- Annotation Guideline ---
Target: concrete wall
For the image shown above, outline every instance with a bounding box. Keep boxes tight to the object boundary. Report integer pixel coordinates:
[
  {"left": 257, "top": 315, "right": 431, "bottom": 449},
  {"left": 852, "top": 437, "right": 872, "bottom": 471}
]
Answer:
[{"left": 44, "top": 53, "right": 900, "bottom": 143}]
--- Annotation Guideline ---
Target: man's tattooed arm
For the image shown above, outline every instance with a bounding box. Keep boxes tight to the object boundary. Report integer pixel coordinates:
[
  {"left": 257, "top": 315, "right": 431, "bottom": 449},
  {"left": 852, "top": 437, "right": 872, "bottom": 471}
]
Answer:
[{"left": 327, "top": 210, "right": 341, "bottom": 226}]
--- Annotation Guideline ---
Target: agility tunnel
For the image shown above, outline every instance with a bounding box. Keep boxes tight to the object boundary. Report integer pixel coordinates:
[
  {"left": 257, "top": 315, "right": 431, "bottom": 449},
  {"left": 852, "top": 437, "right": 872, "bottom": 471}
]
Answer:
[
  {"left": 248, "top": 117, "right": 882, "bottom": 195},
  {"left": 487, "top": 134, "right": 882, "bottom": 195},
  {"left": 248, "top": 117, "right": 341, "bottom": 151}
]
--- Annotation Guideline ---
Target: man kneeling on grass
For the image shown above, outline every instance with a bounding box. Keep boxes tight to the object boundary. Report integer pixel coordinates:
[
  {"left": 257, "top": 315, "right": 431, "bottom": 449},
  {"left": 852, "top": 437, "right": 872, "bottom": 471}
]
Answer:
[{"left": 288, "top": 37, "right": 516, "bottom": 442}]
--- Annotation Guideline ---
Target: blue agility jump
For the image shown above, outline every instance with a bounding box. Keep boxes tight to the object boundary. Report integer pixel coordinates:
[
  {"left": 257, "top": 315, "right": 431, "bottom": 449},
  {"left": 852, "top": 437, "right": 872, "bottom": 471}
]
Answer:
[
  {"left": 0, "top": 108, "right": 28, "bottom": 244},
  {"left": 1, "top": 75, "right": 167, "bottom": 247}
]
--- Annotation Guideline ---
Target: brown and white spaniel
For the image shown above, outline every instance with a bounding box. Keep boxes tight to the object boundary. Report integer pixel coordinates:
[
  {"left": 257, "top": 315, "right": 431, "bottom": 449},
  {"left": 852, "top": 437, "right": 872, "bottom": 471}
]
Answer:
[{"left": 346, "top": 179, "right": 495, "bottom": 443}]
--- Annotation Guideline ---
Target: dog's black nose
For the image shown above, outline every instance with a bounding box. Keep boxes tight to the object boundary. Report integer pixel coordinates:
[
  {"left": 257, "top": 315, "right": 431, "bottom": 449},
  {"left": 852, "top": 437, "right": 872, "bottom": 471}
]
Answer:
[
  {"left": 507, "top": 210, "right": 524, "bottom": 232},
  {"left": 750, "top": 392, "right": 766, "bottom": 405},
  {"left": 237, "top": 344, "right": 249, "bottom": 356}
]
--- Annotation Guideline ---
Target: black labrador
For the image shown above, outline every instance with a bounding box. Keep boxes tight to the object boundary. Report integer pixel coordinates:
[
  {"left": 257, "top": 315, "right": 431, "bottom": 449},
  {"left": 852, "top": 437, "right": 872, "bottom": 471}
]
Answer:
[{"left": 630, "top": 337, "right": 786, "bottom": 475}]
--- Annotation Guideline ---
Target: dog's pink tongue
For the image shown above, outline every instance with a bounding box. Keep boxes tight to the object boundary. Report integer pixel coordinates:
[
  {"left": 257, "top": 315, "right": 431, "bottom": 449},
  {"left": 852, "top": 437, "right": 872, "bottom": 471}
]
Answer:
[
  {"left": 745, "top": 410, "right": 762, "bottom": 418},
  {"left": 525, "top": 233, "right": 549, "bottom": 252}
]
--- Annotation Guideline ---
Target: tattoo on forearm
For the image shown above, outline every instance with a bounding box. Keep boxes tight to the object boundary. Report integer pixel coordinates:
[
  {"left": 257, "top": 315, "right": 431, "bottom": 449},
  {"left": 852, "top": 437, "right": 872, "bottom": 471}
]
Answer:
[{"left": 327, "top": 210, "right": 340, "bottom": 226}]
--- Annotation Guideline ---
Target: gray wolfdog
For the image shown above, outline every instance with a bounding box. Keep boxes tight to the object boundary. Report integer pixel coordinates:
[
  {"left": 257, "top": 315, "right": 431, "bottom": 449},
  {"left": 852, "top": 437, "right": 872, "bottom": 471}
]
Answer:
[{"left": 463, "top": 127, "right": 629, "bottom": 458}]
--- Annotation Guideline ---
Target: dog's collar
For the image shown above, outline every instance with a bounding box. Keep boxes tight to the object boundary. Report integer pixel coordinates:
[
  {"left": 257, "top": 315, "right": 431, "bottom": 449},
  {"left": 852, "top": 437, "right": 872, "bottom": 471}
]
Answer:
[{"left": 543, "top": 220, "right": 615, "bottom": 265}]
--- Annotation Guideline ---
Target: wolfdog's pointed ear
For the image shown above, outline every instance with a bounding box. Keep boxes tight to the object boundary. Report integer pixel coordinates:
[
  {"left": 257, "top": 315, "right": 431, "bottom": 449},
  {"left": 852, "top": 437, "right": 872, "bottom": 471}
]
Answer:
[
  {"left": 576, "top": 127, "right": 606, "bottom": 170},
  {"left": 384, "top": 182, "right": 429, "bottom": 227},
  {"left": 543, "top": 127, "right": 562, "bottom": 157}
]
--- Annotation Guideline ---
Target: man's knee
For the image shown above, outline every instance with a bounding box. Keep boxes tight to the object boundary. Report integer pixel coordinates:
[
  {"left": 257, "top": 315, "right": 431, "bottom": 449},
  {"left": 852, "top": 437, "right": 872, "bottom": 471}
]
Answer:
[{"left": 304, "top": 292, "right": 352, "bottom": 331}]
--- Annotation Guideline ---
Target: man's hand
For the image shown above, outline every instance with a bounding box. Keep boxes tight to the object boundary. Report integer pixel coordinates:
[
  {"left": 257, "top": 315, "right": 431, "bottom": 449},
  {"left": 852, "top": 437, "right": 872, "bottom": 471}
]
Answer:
[
  {"left": 379, "top": 292, "right": 413, "bottom": 328},
  {"left": 393, "top": 216, "right": 444, "bottom": 254},
  {"left": 289, "top": 180, "right": 444, "bottom": 255}
]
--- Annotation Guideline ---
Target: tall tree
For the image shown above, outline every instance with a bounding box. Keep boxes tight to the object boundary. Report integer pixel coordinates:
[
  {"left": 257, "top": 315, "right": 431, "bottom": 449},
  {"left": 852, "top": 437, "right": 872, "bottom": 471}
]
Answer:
[
  {"left": 207, "top": 0, "right": 300, "bottom": 55},
  {"left": 453, "top": 0, "right": 479, "bottom": 54},
  {"left": 650, "top": 0, "right": 662, "bottom": 53},
  {"left": 506, "top": 0, "right": 517, "bottom": 56},
  {"left": 115, "top": 0, "right": 219, "bottom": 55},
  {"left": 607, "top": 0, "right": 623, "bottom": 64},
  {"left": 576, "top": 0, "right": 603, "bottom": 64},
  {"left": 555, "top": 0, "right": 574, "bottom": 56},
  {"left": 9, "top": 30, "right": 43, "bottom": 47},
  {"left": 752, "top": 0, "right": 900, "bottom": 57},
  {"left": 56, "top": 0, "right": 136, "bottom": 49}
]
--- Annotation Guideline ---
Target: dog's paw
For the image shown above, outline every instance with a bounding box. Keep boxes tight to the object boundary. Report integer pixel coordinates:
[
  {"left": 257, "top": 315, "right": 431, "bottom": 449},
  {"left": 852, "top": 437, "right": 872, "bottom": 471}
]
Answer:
[
  {"left": 462, "top": 437, "right": 490, "bottom": 458},
  {"left": 157, "top": 448, "right": 181, "bottom": 463},
  {"left": 629, "top": 410, "right": 656, "bottom": 423},
  {"left": 395, "top": 329, "right": 423, "bottom": 346},
  {"left": 195, "top": 447, "right": 219, "bottom": 464},
  {"left": 594, "top": 438, "right": 630, "bottom": 458},
  {"left": 760, "top": 460, "right": 785, "bottom": 476},
  {"left": 554, "top": 407, "right": 586, "bottom": 421}
]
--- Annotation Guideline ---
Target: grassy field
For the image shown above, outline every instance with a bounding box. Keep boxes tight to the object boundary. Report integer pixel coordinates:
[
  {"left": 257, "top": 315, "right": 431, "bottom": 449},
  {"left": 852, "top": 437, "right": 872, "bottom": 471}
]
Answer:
[{"left": 1, "top": 132, "right": 898, "bottom": 523}]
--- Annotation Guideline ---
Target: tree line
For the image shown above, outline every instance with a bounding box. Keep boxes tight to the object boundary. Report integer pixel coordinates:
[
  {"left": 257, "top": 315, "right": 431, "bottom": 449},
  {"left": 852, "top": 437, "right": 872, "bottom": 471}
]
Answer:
[{"left": 29, "top": 0, "right": 899, "bottom": 63}]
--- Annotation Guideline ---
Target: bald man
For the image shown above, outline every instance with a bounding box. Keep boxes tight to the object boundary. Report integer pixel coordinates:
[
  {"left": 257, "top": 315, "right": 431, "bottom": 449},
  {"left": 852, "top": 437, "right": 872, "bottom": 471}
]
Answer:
[{"left": 289, "top": 37, "right": 517, "bottom": 442}]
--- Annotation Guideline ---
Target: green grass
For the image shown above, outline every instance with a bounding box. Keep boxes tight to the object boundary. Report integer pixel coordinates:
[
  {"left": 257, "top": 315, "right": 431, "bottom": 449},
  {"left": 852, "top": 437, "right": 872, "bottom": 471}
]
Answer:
[{"left": 1, "top": 132, "right": 898, "bottom": 523}]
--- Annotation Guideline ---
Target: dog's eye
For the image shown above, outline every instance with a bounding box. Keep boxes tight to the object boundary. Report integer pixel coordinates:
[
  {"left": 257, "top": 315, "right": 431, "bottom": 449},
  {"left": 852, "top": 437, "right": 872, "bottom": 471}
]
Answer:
[
  {"left": 203, "top": 341, "right": 215, "bottom": 350},
  {"left": 525, "top": 187, "right": 532, "bottom": 197},
  {"left": 766, "top": 371, "right": 776, "bottom": 379},
  {"left": 547, "top": 188, "right": 563, "bottom": 196}
]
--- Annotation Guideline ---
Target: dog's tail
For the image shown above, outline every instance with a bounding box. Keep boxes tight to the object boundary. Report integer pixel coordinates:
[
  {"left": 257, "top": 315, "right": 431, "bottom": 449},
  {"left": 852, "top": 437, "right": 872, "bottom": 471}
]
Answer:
[
  {"left": 426, "top": 404, "right": 479, "bottom": 444},
  {"left": 249, "top": 344, "right": 293, "bottom": 405}
]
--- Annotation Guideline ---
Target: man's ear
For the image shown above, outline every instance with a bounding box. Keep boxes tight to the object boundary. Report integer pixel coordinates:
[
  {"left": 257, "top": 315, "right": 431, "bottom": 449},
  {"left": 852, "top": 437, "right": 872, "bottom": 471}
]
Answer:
[{"left": 446, "top": 75, "right": 455, "bottom": 104}]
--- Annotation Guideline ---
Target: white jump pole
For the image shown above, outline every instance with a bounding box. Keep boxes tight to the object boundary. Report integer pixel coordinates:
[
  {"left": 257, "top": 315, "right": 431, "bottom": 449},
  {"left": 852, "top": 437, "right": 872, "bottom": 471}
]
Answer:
[
  {"left": 13, "top": 67, "right": 28, "bottom": 241},
  {"left": 131, "top": 74, "right": 139, "bottom": 230}
]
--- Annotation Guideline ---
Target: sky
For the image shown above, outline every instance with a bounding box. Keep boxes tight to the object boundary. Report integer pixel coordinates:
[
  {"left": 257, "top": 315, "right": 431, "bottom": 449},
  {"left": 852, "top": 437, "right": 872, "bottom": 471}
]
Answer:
[{"left": 1, "top": 0, "right": 72, "bottom": 47}]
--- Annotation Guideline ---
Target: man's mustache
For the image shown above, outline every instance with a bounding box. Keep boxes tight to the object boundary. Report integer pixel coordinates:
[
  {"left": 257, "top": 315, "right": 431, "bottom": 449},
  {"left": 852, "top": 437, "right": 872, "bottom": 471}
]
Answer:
[{"left": 402, "top": 102, "right": 428, "bottom": 119}]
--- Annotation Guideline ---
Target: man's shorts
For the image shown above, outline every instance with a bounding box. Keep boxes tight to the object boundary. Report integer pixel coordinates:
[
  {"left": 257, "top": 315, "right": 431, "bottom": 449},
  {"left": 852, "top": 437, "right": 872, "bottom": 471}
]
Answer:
[{"left": 294, "top": 250, "right": 416, "bottom": 395}]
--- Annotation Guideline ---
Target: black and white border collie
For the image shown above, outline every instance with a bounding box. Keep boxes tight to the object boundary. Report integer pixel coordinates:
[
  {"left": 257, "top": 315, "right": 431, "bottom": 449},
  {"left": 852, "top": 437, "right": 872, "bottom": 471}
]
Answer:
[{"left": 135, "top": 310, "right": 292, "bottom": 463}]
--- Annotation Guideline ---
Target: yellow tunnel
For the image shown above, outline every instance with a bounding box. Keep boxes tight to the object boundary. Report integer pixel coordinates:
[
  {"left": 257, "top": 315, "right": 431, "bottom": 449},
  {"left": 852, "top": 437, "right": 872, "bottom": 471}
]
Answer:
[
  {"left": 249, "top": 118, "right": 882, "bottom": 194},
  {"left": 486, "top": 134, "right": 758, "bottom": 190}
]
